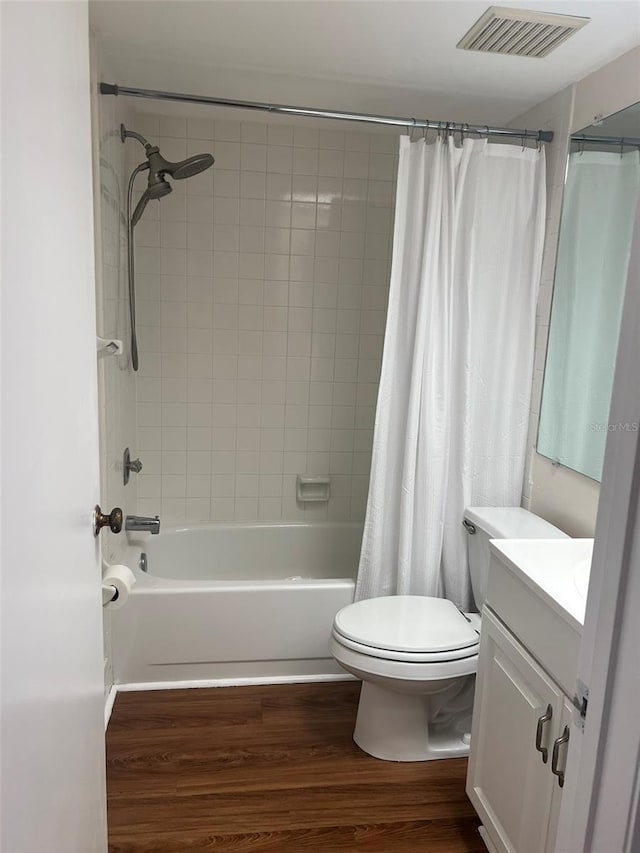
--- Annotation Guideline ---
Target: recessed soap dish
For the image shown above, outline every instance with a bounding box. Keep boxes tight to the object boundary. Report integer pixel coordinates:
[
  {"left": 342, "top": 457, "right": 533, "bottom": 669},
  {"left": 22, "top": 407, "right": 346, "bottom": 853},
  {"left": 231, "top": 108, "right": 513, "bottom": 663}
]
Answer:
[{"left": 297, "top": 475, "right": 330, "bottom": 503}]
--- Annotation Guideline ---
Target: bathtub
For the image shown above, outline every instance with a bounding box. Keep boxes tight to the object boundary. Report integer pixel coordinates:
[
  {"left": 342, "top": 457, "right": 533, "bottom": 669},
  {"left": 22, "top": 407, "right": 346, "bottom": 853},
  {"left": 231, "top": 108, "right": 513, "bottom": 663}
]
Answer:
[{"left": 111, "top": 523, "right": 360, "bottom": 687}]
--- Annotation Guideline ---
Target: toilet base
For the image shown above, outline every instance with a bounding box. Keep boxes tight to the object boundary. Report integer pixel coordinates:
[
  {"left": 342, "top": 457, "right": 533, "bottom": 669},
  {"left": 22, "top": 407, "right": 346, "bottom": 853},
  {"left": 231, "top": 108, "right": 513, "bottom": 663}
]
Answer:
[{"left": 353, "top": 680, "right": 473, "bottom": 762}]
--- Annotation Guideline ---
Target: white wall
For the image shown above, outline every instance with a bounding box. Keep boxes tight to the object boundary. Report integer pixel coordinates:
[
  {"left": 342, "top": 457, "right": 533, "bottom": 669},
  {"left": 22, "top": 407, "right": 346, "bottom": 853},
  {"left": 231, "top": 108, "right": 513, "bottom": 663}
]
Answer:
[
  {"left": 132, "top": 114, "right": 396, "bottom": 524},
  {"left": 514, "top": 47, "right": 640, "bottom": 536},
  {"left": 90, "top": 35, "right": 137, "bottom": 696},
  {"left": 1, "top": 2, "right": 107, "bottom": 850},
  {"left": 572, "top": 46, "right": 640, "bottom": 134}
]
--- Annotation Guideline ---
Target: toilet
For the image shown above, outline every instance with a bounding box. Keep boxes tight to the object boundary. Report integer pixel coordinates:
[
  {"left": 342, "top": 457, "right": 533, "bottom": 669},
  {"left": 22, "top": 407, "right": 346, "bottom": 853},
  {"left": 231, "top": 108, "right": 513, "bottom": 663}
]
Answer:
[{"left": 330, "top": 506, "right": 568, "bottom": 762}]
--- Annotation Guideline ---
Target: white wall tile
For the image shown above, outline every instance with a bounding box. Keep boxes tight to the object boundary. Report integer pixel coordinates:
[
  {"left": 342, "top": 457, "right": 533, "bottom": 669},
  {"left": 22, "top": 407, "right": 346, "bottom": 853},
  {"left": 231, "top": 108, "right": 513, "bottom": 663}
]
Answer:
[
  {"left": 158, "top": 116, "right": 185, "bottom": 137},
  {"left": 293, "top": 147, "right": 319, "bottom": 175},
  {"left": 135, "top": 116, "right": 396, "bottom": 523},
  {"left": 215, "top": 120, "right": 241, "bottom": 142},
  {"left": 187, "top": 118, "right": 214, "bottom": 140}
]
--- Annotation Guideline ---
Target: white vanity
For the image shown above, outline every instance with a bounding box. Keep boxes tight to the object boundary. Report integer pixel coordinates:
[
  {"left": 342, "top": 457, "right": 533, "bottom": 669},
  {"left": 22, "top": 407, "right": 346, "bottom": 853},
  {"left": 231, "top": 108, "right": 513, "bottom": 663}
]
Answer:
[{"left": 466, "top": 538, "right": 593, "bottom": 853}]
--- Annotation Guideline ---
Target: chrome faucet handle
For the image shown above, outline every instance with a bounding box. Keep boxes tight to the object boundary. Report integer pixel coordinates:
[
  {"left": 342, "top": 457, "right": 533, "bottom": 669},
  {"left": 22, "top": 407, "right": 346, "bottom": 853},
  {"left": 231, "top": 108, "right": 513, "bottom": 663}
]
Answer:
[{"left": 123, "top": 448, "right": 143, "bottom": 485}]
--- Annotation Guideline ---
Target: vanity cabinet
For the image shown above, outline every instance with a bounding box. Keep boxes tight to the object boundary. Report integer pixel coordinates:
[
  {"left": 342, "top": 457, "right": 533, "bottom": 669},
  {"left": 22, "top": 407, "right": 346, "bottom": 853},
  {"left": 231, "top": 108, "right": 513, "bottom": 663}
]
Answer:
[{"left": 467, "top": 607, "right": 572, "bottom": 853}]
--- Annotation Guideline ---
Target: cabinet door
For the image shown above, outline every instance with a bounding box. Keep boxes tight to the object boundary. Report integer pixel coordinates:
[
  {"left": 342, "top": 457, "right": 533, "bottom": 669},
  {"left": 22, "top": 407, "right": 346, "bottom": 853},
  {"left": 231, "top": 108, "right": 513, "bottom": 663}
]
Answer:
[{"left": 467, "top": 608, "right": 564, "bottom": 853}]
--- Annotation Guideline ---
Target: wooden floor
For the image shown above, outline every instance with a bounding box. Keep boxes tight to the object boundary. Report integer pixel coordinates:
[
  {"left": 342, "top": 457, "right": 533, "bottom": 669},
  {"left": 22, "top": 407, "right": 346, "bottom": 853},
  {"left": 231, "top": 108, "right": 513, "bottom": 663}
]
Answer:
[{"left": 106, "top": 682, "right": 483, "bottom": 852}]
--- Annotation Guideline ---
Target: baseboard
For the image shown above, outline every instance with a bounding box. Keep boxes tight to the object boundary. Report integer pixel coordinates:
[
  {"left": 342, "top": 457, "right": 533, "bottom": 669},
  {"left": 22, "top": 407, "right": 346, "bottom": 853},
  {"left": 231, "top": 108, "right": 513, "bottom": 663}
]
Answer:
[
  {"left": 104, "top": 684, "right": 118, "bottom": 730},
  {"left": 116, "top": 672, "right": 357, "bottom": 692}
]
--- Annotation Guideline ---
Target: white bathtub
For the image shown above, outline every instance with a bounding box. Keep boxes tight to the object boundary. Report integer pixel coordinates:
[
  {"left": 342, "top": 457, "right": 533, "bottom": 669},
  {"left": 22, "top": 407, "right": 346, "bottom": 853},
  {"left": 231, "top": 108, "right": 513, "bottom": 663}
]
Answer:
[{"left": 111, "top": 523, "right": 360, "bottom": 686}]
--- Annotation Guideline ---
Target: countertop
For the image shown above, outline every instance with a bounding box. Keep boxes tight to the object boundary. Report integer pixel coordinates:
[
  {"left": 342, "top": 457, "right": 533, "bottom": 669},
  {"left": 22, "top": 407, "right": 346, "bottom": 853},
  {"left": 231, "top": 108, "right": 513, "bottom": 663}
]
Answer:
[{"left": 489, "top": 538, "right": 594, "bottom": 632}]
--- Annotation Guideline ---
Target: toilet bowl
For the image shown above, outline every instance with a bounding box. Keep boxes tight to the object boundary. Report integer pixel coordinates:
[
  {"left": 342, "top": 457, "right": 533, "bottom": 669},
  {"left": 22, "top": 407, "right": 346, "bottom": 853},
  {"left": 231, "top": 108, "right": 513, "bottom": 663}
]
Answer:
[
  {"left": 331, "top": 506, "right": 569, "bottom": 762},
  {"left": 331, "top": 596, "right": 480, "bottom": 761}
]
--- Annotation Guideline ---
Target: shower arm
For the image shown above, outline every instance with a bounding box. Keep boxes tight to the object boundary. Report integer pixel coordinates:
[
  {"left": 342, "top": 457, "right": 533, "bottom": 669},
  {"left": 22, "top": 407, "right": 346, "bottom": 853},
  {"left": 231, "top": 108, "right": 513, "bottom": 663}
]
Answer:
[
  {"left": 126, "top": 161, "right": 150, "bottom": 372},
  {"left": 121, "top": 124, "right": 150, "bottom": 149}
]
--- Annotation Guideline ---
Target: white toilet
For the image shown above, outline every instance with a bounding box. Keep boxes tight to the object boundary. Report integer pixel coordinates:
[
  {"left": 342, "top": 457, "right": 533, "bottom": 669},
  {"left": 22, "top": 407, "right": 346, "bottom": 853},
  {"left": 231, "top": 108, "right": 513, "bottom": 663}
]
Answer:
[{"left": 330, "top": 506, "right": 568, "bottom": 762}]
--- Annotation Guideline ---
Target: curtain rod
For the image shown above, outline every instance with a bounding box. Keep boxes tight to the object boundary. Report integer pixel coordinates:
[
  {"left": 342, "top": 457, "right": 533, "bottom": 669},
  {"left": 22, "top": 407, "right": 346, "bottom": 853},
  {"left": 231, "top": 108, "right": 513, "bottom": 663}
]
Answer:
[
  {"left": 571, "top": 133, "right": 640, "bottom": 148},
  {"left": 100, "top": 83, "right": 554, "bottom": 143}
]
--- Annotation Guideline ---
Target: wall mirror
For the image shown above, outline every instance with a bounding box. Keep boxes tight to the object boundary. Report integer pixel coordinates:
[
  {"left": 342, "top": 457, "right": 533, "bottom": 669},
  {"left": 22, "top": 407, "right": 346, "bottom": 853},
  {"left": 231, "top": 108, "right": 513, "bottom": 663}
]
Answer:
[{"left": 537, "top": 101, "right": 640, "bottom": 481}]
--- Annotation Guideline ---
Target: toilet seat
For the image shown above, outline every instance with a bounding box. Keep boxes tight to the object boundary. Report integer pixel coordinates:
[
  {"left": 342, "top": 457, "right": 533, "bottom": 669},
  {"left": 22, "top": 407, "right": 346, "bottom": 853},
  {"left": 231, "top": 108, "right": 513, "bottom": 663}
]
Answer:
[
  {"left": 332, "top": 629, "right": 479, "bottom": 662},
  {"left": 333, "top": 595, "right": 480, "bottom": 663},
  {"left": 329, "top": 633, "right": 479, "bottom": 682}
]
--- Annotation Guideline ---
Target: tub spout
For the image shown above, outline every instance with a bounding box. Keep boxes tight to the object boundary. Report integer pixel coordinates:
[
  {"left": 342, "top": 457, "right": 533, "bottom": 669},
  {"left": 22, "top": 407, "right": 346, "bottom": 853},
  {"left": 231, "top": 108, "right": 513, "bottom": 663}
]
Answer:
[{"left": 125, "top": 514, "right": 161, "bottom": 535}]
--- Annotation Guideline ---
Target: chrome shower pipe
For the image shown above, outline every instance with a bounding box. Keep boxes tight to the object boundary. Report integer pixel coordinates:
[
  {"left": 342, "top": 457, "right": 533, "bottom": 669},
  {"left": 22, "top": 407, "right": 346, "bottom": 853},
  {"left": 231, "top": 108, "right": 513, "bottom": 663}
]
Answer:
[
  {"left": 126, "top": 161, "right": 149, "bottom": 372},
  {"left": 100, "top": 82, "right": 554, "bottom": 143}
]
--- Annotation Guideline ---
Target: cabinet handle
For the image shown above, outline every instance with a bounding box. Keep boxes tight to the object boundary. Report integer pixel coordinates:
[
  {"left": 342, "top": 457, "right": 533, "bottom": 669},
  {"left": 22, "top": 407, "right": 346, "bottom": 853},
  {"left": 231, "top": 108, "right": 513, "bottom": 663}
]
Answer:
[
  {"left": 551, "top": 724, "right": 570, "bottom": 788},
  {"left": 535, "top": 704, "right": 553, "bottom": 764}
]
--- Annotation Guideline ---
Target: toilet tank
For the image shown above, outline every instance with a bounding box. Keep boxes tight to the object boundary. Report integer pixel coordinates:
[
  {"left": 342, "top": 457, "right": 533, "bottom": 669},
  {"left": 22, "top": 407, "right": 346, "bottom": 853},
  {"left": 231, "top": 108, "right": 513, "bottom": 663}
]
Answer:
[{"left": 463, "top": 507, "right": 569, "bottom": 611}]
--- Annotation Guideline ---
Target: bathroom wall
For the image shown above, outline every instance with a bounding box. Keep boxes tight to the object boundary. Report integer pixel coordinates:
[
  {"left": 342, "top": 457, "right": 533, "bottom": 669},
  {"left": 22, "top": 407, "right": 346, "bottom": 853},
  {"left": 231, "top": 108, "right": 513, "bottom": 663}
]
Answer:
[
  {"left": 515, "top": 46, "right": 640, "bottom": 536},
  {"left": 90, "top": 35, "right": 137, "bottom": 695},
  {"left": 132, "top": 113, "right": 397, "bottom": 525}
]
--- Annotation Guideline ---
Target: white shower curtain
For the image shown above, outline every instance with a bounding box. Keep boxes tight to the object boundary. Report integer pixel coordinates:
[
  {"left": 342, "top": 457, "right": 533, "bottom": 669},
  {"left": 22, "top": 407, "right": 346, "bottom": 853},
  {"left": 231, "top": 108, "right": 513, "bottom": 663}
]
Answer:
[{"left": 356, "top": 136, "right": 546, "bottom": 610}]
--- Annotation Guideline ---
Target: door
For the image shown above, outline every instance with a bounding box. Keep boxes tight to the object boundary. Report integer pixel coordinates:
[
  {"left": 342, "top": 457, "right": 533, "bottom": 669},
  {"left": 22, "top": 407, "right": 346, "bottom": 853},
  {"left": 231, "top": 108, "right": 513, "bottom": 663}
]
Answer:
[
  {"left": 467, "top": 608, "right": 564, "bottom": 853},
  {"left": 555, "top": 186, "right": 640, "bottom": 851},
  {"left": 1, "top": 3, "right": 108, "bottom": 852}
]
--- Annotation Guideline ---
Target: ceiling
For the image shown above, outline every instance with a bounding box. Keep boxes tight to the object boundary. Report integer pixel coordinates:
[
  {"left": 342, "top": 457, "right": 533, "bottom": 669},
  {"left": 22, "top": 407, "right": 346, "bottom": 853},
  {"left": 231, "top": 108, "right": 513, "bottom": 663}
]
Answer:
[{"left": 90, "top": 0, "right": 640, "bottom": 125}]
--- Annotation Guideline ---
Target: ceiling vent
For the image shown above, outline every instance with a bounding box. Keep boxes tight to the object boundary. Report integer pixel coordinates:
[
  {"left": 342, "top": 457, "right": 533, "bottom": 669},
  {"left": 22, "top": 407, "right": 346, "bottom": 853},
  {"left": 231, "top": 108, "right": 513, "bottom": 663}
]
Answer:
[{"left": 457, "top": 6, "right": 589, "bottom": 58}]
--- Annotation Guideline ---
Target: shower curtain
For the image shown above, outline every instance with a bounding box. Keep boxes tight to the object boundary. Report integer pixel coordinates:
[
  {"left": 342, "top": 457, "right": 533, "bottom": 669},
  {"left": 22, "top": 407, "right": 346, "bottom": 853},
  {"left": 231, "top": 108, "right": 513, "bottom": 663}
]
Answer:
[{"left": 356, "top": 136, "right": 546, "bottom": 610}]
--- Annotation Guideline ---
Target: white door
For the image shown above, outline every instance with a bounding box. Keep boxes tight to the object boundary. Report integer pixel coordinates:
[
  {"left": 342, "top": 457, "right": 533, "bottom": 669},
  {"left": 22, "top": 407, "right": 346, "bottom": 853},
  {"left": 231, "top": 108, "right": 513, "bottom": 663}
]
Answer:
[
  {"left": 555, "top": 194, "right": 640, "bottom": 851},
  {"left": 467, "top": 608, "right": 564, "bottom": 853},
  {"left": 1, "top": 3, "right": 108, "bottom": 852}
]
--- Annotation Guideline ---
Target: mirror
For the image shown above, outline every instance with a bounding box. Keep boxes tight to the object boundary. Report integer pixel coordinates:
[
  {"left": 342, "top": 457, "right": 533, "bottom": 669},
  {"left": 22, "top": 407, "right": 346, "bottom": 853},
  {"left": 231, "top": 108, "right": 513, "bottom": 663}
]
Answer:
[{"left": 537, "top": 102, "right": 640, "bottom": 481}]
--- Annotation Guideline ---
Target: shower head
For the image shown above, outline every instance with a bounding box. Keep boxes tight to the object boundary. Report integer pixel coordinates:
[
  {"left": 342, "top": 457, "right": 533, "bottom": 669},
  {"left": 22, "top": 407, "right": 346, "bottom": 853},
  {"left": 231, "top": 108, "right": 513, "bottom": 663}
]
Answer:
[
  {"left": 131, "top": 176, "right": 172, "bottom": 227},
  {"left": 122, "top": 125, "right": 215, "bottom": 226},
  {"left": 148, "top": 147, "right": 215, "bottom": 180},
  {"left": 147, "top": 172, "right": 174, "bottom": 199}
]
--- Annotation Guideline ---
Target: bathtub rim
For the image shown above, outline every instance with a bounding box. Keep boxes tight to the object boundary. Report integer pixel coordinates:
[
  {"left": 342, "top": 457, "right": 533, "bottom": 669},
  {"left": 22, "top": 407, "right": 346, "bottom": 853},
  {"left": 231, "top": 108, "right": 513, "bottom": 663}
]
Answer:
[{"left": 127, "top": 569, "right": 357, "bottom": 591}]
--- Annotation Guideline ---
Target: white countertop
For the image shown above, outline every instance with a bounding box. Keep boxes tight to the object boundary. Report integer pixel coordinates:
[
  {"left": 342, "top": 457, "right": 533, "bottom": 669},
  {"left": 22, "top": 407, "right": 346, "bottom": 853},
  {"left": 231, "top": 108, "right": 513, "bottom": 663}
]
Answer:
[{"left": 489, "top": 538, "right": 594, "bottom": 632}]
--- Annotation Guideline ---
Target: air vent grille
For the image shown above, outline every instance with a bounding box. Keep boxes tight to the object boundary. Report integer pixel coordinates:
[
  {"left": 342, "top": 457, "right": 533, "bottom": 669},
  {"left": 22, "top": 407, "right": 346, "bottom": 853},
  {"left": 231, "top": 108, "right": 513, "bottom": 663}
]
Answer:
[{"left": 457, "top": 6, "right": 589, "bottom": 58}]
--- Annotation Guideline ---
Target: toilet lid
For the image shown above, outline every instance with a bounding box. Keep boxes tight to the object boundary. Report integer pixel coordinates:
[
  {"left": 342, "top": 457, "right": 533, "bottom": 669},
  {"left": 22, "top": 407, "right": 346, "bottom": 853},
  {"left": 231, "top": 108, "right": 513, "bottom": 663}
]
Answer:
[{"left": 334, "top": 596, "right": 479, "bottom": 654}]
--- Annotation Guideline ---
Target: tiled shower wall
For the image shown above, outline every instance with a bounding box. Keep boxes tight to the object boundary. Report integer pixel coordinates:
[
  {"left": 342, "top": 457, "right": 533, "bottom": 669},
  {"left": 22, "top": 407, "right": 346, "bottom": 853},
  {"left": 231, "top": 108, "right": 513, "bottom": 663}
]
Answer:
[{"left": 134, "top": 114, "right": 397, "bottom": 524}]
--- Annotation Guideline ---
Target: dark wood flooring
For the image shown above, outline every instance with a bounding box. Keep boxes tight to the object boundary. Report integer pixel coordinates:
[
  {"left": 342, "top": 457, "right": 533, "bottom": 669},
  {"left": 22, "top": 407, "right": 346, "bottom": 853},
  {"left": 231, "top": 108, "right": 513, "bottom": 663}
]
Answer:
[{"left": 106, "top": 681, "right": 483, "bottom": 852}]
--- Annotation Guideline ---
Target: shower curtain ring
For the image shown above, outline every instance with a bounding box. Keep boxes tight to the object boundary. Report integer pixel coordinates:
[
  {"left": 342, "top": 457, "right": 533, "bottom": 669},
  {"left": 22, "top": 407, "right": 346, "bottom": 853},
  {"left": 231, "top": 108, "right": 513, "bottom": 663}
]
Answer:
[
  {"left": 522, "top": 130, "right": 527, "bottom": 151},
  {"left": 620, "top": 138, "right": 625, "bottom": 158}
]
